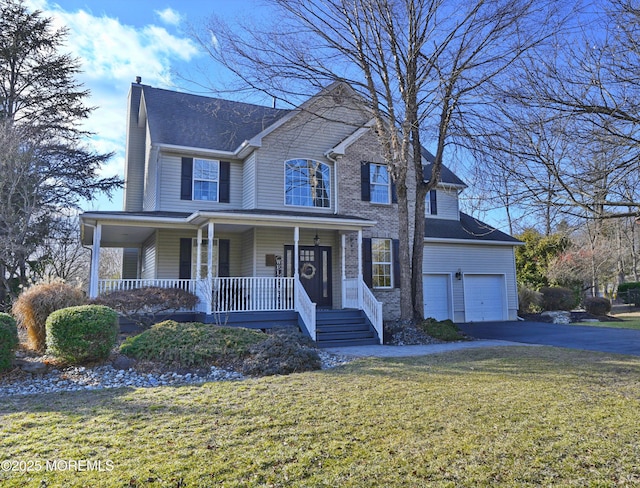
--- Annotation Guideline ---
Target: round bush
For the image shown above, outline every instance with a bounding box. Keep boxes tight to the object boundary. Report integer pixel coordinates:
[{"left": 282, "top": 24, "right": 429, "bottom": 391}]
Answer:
[
  {"left": 540, "top": 286, "right": 577, "bottom": 311},
  {"left": 12, "top": 281, "right": 86, "bottom": 352},
  {"left": 0, "top": 313, "right": 18, "bottom": 371},
  {"left": 583, "top": 296, "right": 611, "bottom": 316},
  {"left": 46, "top": 305, "right": 118, "bottom": 364}
]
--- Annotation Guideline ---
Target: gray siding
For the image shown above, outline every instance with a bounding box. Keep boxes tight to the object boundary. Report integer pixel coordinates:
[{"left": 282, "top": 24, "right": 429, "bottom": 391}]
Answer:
[
  {"left": 121, "top": 248, "right": 139, "bottom": 279},
  {"left": 123, "top": 85, "right": 146, "bottom": 211},
  {"left": 423, "top": 243, "right": 518, "bottom": 322},
  {"left": 140, "top": 232, "right": 157, "bottom": 279},
  {"left": 156, "top": 153, "right": 244, "bottom": 212},
  {"left": 431, "top": 188, "right": 459, "bottom": 220},
  {"left": 242, "top": 152, "right": 257, "bottom": 209},
  {"left": 255, "top": 99, "right": 370, "bottom": 212},
  {"left": 240, "top": 228, "right": 255, "bottom": 276},
  {"left": 143, "top": 144, "right": 158, "bottom": 211}
]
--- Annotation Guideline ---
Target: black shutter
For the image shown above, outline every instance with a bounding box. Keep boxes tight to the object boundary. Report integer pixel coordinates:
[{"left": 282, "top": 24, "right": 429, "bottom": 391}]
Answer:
[
  {"left": 391, "top": 180, "right": 397, "bottom": 203},
  {"left": 218, "top": 239, "right": 230, "bottom": 277},
  {"left": 360, "top": 162, "right": 371, "bottom": 201},
  {"left": 219, "top": 161, "right": 230, "bottom": 203},
  {"left": 180, "top": 157, "right": 193, "bottom": 200},
  {"left": 179, "top": 238, "right": 192, "bottom": 279},
  {"left": 429, "top": 190, "right": 438, "bottom": 215},
  {"left": 362, "top": 237, "right": 372, "bottom": 287},
  {"left": 392, "top": 239, "right": 400, "bottom": 288}
]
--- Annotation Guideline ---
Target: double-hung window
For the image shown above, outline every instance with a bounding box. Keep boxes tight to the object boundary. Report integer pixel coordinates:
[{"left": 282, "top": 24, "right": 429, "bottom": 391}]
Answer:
[
  {"left": 285, "top": 159, "right": 331, "bottom": 208},
  {"left": 193, "top": 158, "right": 219, "bottom": 201},
  {"left": 372, "top": 238, "right": 393, "bottom": 288},
  {"left": 370, "top": 163, "right": 390, "bottom": 204}
]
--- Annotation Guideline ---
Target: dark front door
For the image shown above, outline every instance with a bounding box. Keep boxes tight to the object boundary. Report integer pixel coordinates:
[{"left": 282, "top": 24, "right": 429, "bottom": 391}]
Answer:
[{"left": 284, "top": 245, "right": 332, "bottom": 308}]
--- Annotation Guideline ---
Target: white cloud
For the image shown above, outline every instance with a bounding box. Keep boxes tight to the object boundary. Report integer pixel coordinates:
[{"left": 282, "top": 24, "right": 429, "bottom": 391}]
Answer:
[
  {"left": 155, "top": 7, "right": 183, "bottom": 26},
  {"left": 21, "top": 1, "right": 202, "bottom": 211}
]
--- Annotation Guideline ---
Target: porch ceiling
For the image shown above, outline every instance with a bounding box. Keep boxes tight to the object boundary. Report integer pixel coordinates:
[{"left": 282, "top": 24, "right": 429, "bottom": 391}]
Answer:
[{"left": 80, "top": 209, "right": 376, "bottom": 247}]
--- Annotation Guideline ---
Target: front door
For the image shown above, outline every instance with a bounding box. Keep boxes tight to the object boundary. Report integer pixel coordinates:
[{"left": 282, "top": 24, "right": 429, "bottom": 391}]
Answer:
[{"left": 284, "top": 245, "right": 332, "bottom": 308}]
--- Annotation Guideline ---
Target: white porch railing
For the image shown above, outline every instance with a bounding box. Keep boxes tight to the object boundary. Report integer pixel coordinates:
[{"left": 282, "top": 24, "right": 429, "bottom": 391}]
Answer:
[
  {"left": 212, "top": 277, "right": 294, "bottom": 312},
  {"left": 294, "top": 278, "right": 316, "bottom": 340},
  {"left": 97, "top": 277, "right": 296, "bottom": 314},
  {"left": 342, "top": 278, "right": 383, "bottom": 344}
]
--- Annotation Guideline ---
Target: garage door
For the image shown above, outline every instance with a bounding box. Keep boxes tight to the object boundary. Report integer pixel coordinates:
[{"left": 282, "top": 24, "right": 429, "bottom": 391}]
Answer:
[
  {"left": 464, "top": 275, "right": 505, "bottom": 322},
  {"left": 423, "top": 274, "right": 451, "bottom": 321}
]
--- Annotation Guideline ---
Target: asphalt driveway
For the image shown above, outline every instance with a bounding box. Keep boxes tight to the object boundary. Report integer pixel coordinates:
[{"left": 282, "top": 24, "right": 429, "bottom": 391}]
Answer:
[{"left": 458, "top": 321, "right": 640, "bottom": 356}]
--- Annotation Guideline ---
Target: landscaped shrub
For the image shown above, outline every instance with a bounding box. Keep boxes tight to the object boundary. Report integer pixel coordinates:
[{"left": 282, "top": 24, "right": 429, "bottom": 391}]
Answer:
[
  {"left": 242, "top": 327, "right": 321, "bottom": 376},
  {"left": 119, "top": 321, "right": 265, "bottom": 368},
  {"left": 0, "top": 313, "right": 18, "bottom": 371},
  {"left": 93, "top": 287, "right": 199, "bottom": 328},
  {"left": 540, "top": 286, "right": 577, "bottom": 311},
  {"left": 46, "top": 305, "right": 118, "bottom": 364},
  {"left": 518, "top": 285, "right": 543, "bottom": 314},
  {"left": 417, "top": 318, "right": 467, "bottom": 342},
  {"left": 12, "top": 281, "right": 86, "bottom": 352},
  {"left": 583, "top": 296, "right": 611, "bottom": 316}
]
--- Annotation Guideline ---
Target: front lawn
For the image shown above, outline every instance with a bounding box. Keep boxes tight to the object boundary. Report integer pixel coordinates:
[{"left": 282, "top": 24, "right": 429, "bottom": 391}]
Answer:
[
  {"left": 573, "top": 317, "right": 640, "bottom": 330},
  {"left": 2, "top": 347, "right": 640, "bottom": 487}
]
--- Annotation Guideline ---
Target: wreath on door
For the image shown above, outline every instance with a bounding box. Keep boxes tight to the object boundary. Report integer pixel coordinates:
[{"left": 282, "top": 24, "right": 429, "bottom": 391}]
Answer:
[{"left": 300, "top": 262, "right": 316, "bottom": 280}]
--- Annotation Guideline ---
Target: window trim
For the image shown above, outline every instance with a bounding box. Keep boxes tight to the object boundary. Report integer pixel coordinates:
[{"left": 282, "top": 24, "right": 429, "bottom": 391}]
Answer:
[
  {"left": 284, "top": 158, "right": 331, "bottom": 208},
  {"left": 193, "top": 158, "right": 220, "bottom": 202},
  {"left": 369, "top": 163, "right": 391, "bottom": 204},
  {"left": 371, "top": 237, "right": 393, "bottom": 289}
]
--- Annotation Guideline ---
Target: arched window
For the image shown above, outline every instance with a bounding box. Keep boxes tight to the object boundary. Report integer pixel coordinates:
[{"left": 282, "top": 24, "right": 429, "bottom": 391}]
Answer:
[{"left": 285, "top": 159, "right": 331, "bottom": 208}]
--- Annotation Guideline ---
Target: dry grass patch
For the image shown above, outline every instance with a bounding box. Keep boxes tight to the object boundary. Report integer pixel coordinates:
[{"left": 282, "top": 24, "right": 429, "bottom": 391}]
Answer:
[{"left": 1, "top": 347, "right": 640, "bottom": 487}]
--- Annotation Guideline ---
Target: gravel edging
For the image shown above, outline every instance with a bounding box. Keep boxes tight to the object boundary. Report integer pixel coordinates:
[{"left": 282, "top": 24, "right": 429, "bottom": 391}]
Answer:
[{"left": 0, "top": 351, "right": 356, "bottom": 397}]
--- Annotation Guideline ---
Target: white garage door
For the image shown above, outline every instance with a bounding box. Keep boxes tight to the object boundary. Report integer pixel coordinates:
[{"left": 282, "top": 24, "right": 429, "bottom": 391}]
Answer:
[
  {"left": 464, "top": 275, "right": 506, "bottom": 322},
  {"left": 423, "top": 274, "right": 451, "bottom": 321}
]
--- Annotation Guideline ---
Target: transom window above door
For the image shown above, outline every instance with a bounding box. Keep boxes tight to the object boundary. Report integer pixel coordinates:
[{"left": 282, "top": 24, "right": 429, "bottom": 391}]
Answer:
[{"left": 285, "top": 159, "right": 331, "bottom": 208}]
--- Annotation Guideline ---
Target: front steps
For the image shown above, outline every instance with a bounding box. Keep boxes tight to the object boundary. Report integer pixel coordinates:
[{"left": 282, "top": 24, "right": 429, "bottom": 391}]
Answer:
[{"left": 315, "top": 309, "right": 380, "bottom": 347}]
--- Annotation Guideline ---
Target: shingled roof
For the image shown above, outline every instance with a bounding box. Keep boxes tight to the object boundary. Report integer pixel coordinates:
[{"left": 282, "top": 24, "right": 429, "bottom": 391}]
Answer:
[
  {"left": 140, "top": 85, "right": 291, "bottom": 152},
  {"left": 425, "top": 212, "right": 521, "bottom": 244}
]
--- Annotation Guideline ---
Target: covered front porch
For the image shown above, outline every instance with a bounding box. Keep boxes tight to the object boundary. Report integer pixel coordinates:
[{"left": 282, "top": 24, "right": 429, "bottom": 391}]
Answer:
[{"left": 80, "top": 210, "right": 383, "bottom": 344}]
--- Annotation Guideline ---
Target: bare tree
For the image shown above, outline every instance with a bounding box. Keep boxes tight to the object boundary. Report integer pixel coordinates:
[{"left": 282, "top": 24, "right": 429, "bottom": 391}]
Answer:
[
  {"left": 194, "top": 0, "right": 561, "bottom": 322},
  {"left": 0, "top": 0, "right": 120, "bottom": 302}
]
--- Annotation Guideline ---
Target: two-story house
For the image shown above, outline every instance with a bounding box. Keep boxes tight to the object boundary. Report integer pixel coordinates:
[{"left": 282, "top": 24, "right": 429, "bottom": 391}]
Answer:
[{"left": 80, "top": 80, "right": 521, "bottom": 346}]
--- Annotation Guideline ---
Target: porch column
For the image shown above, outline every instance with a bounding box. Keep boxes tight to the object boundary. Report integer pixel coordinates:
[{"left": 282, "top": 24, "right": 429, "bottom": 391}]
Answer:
[
  {"left": 357, "top": 229, "right": 363, "bottom": 308},
  {"left": 357, "top": 229, "right": 363, "bottom": 281},
  {"left": 341, "top": 234, "right": 346, "bottom": 280},
  {"left": 196, "top": 227, "right": 203, "bottom": 280},
  {"left": 293, "top": 226, "right": 300, "bottom": 279},
  {"left": 207, "top": 222, "right": 214, "bottom": 315},
  {"left": 89, "top": 223, "right": 102, "bottom": 298}
]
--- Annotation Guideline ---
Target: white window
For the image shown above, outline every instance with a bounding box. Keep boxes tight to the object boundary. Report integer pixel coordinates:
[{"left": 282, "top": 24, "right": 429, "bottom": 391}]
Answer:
[
  {"left": 370, "top": 163, "right": 390, "bottom": 204},
  {"left": 193, "top": 158, "right": 219, "bottom": 201},
  {"left": 285, "top": 159, "right": 331, "bottom": 208},
  {"left": 192, "top": 238, "right": 218, "bottom": 278},
  {"left": 372, "top": 238, "right": 392, "bottom": 288}
]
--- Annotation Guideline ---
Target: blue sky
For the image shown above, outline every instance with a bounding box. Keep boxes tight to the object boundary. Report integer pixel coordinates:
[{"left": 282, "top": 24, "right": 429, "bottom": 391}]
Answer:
[{"left": 25, "top": 0, "right": 266, "bottom": 212}]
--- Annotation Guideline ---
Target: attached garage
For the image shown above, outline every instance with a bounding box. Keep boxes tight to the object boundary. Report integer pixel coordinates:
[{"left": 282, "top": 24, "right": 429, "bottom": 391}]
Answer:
[
  {"left": 463, "top": 274, "right": 507, "bottom": 322},
  {"left": 423, "top": 274, "right": 452, "bottom": 321}
]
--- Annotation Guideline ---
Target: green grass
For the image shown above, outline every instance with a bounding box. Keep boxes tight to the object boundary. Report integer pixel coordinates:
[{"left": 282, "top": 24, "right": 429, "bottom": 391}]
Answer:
[
  {"left": 2, "top": 347, "right": 640, "bottom": 486},
  {"left": 573, "top": 317, "right": 640, "bottom": 330}
]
